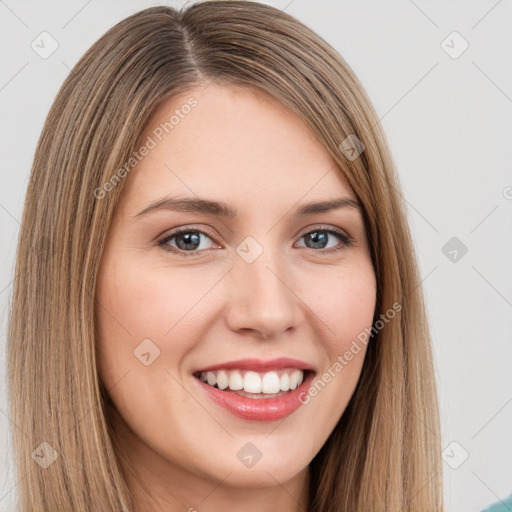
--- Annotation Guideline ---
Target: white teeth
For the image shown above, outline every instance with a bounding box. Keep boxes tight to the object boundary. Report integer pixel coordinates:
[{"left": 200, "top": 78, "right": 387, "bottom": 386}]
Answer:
[
  {"left": 261, "top": 371, "right": 281, "bottom": 394},
  {"left": 280, "top": 373, "right": 290, "bottom": 391},
  {"left": 243, "top": 371, "right": 262, "bottom": 393},
  {"left": 229, "top": 370, "right": 243, "bottom": 390},
  {"left": 216, "top": 370, "right": 229, "bottom": 390},
  {"left": 289, "top": 369, "right": 301, "bottom": 390},
  {"left": 206, "top": 371, "right": 216, "bottom": 386},
  {"left": 198, "top": 368, "right": 306, "bottom": 394}
]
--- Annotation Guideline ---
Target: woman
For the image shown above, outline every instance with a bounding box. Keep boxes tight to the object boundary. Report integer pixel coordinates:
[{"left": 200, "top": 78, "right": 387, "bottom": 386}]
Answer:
[{"left": 7, "top": 1, "right": 443, "bottom": 510}]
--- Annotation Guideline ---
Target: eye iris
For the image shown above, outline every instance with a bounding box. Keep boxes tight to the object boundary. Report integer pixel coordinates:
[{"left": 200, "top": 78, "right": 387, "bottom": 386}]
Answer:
[
  {"left": 176, "top": 231, "right": 201, "bottom": 250},
  {"left": 305, "top": 231, "right": 328, "bottom": 249}
]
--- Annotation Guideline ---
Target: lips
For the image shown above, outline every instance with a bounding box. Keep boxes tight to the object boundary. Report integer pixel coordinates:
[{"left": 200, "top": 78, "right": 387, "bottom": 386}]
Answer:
[
  {"left": 194, "top": 357, "right": 314, "bottom": 373},
  {"left": 192, "top": 357, "right": 316, "bottom": 421}
]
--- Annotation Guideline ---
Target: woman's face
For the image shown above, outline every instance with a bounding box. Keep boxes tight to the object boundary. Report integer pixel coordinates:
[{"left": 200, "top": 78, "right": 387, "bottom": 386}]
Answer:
[{"left": 96, "top": 83, "right": 376, "bottom": 501}]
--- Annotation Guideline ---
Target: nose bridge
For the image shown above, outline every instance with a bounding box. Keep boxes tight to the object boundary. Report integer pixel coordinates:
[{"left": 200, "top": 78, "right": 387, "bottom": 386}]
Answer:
[{"left": 226, "top": 239, "right": 303, "bottom": 337}]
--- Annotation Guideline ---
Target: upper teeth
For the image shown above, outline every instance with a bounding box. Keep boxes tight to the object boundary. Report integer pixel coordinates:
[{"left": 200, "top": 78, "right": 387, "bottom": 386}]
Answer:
[{"left": 199, "top": 368, "right": 304, "bottom": 394}]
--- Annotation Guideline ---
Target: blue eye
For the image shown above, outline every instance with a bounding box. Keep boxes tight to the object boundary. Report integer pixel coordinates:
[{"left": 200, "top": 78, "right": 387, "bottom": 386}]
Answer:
[
  {"left": 159, "top": 229, "right": 216, "bottom": 255},
  {"left": 158, "top": 226, "right": 353, "bottom": 257},
  {"left": 296, "top": 228, "right": 353, "bottom": 252}
]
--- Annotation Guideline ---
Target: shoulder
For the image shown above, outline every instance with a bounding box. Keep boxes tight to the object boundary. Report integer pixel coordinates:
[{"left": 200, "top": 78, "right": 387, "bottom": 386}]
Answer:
[{"left": 480, "top": 494, "right": 512, "bottom": 512}]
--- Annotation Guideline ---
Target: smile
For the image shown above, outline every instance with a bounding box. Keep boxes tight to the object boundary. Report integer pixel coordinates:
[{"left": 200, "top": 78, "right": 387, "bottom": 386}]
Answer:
[
  {"left": 197, "top": 368, "right": 304, "bottom": 396},
  {"left": 192, "top": 358, "right": 316, "bottom": 421}
]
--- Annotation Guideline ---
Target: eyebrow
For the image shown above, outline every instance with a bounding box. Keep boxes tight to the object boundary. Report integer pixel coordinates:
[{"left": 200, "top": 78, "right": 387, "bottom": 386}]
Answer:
[{"left": 134, "top": 195, "right": 361, "bottom": 219}]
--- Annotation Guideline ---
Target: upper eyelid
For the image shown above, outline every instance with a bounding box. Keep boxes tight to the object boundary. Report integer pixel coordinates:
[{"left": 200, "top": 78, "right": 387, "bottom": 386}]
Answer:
[{"left": 159, "top": 226, "right": 218, "bottom": 245}]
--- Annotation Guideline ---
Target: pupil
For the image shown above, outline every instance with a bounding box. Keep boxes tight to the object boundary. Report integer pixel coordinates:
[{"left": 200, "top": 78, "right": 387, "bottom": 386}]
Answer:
[
  {"left": 177, "top": 232, "right": 200, "bottom": 250},
  {"left": 306, "top": 231, "right": 327, "bottom": 249}
]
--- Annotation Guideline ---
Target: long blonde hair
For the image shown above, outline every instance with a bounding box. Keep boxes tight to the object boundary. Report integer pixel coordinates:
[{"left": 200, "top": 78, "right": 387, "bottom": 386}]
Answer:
[{"left": 7, "top": 1, "right": 443, "bottom": 510}]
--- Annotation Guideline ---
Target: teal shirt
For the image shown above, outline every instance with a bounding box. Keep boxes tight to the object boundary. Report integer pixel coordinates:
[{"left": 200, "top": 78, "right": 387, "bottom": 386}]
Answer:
[{"left": 481, "top": 494, "right": 512, "bottom": 511}]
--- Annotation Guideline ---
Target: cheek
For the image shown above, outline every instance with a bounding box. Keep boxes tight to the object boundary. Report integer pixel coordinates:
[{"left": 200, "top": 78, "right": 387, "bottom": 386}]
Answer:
[
  {"left": 329, "top": 263, "right": 376, "bottom": 384},
  {"left": 95, "top": 255, "right": 178, "bottom": 392},
  {"left": 94, "top": 254, "right": 219, "bottom": 447},
  {"left": 96, "top": 254, "right": 214, "bottom": 347},
  {"left": 294, "top": 258, "right": 376, "bottom": 427},
  {"left": 305, "top": 258, "right": 377, "bottom": 353},
  {"left": 95, "top": 252, "right": 233, "bottom": 408}
]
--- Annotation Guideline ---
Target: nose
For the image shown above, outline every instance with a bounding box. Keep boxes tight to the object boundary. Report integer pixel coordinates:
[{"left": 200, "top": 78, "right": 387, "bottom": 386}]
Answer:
[{"left": 225, "top": 246, "right": 305, "bottom": 340}]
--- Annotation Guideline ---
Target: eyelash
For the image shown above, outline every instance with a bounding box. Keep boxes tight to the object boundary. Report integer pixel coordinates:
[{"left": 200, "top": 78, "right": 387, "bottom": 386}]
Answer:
[{"left": 157, "top": 225, "right": 354, "bottom": 258}]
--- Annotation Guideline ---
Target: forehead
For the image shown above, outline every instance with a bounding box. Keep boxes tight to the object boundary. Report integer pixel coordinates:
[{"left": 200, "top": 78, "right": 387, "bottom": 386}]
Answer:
[{"left": 120, "top": 83, "right": 356, "bottom": 213}]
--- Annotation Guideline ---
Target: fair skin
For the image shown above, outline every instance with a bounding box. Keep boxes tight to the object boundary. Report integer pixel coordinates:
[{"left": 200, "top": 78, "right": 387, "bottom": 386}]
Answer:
[{"left": 96, "top": 83, "right": 377, "bottom": 512}]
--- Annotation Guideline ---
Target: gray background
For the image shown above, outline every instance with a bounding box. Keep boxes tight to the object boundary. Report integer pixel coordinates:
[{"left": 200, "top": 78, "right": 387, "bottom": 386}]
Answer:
[{"left": 1, "top": 1, "right": 511, "bottom": 511}]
